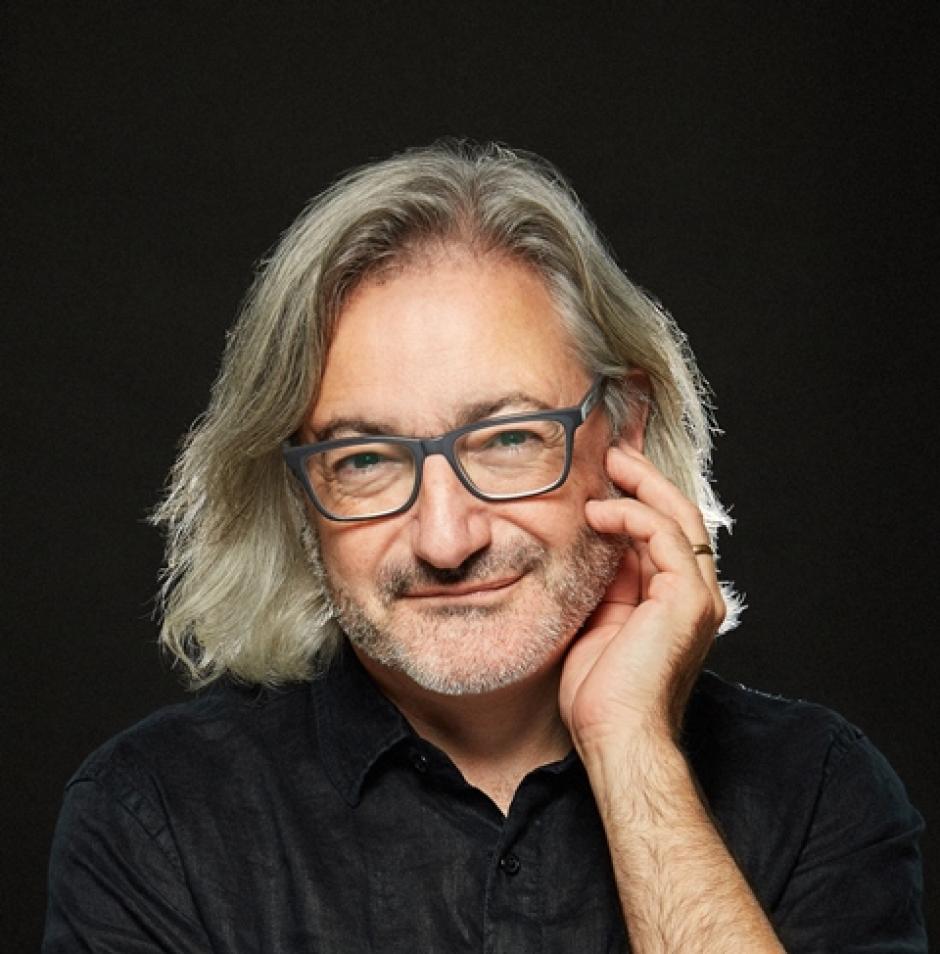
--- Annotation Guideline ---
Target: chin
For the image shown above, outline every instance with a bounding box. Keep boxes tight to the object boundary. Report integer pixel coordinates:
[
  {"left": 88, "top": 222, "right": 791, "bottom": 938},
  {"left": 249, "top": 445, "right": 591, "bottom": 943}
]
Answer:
[
  {"left": 330, "top": 524, "right": 625, "bottom": 696},
  {"left": 345, "top": 594, "right": 582, "bottom": 696},
  {"left": 391, "top": 634, "right": 570, "bottom": 696}
]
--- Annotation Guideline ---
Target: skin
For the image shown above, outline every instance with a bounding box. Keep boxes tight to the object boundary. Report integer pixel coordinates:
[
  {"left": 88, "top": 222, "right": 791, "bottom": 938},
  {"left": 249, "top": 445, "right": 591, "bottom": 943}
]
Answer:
[
  {"left": 304, "top": 248, "right": 636, "bottom": 794},
  {"left": 303, "top": 248, "right": 784, "bottom": 951}
]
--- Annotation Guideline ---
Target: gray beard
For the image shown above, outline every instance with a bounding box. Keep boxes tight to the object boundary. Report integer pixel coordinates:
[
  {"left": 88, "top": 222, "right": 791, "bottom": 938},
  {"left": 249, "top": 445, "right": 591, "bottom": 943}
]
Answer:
[{"left": 316, "top": 524, "right": 625, "bottom": 696}]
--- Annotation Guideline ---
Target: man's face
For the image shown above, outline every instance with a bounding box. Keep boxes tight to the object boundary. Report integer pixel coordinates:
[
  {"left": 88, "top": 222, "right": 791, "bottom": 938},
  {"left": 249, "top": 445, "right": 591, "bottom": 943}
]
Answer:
[{"left": 303, "top": 250, "right": 627, "bottom": 695}]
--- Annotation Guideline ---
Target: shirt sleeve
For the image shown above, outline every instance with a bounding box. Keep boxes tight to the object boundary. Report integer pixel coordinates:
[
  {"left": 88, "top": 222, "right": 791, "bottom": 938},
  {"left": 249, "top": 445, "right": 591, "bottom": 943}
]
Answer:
[
  {"left": 772, "top": 726, "right": 926, "bottom": 953},
  {"left": 43, "top": 765, "right": 211, "bottom": 954}
]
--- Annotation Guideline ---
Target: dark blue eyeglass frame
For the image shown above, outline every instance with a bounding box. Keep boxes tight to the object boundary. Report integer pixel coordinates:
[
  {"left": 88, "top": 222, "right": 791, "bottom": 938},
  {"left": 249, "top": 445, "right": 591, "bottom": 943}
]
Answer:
[{"left": 283, "top": 375, "right": 607, "bottom": 522}]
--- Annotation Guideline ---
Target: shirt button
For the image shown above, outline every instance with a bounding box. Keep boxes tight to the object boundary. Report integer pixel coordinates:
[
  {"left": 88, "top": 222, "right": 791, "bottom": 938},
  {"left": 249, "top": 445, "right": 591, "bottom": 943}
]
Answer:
[
  {"left": 499, "top": 852, "right": 521, "bottom": 876},
  {"left": 410, "top": 750, "right": 429, "bottom": 773}
]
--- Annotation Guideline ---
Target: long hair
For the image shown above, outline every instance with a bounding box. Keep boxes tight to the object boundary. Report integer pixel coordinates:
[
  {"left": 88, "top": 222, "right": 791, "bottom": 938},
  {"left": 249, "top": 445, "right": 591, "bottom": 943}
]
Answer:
[{"left": 152, "top": 141, "right": 740, "bottom": 687}]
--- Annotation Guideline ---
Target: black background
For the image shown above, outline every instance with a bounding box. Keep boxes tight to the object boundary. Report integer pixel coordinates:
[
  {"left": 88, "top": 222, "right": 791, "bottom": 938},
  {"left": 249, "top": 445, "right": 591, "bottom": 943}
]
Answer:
[{"left": 4, "top": 2, "right": 937, "bottom": 947}]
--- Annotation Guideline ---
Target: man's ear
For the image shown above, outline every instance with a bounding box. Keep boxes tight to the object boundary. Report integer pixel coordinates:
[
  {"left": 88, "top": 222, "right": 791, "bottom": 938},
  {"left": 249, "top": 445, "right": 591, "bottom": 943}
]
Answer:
[{"left": 618, "top": 370, "right": 651, "bottom": 452}]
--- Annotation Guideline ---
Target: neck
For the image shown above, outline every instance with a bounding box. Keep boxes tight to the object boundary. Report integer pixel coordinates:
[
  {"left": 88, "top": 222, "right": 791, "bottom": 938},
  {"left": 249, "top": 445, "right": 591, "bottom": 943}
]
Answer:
[{"left": 353, "top": 649, "right": 572, "bottom": 812}]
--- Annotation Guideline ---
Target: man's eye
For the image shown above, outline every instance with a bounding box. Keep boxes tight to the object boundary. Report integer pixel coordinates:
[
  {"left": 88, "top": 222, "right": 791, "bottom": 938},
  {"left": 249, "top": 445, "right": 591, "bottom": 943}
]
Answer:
[
  {"left": 480, "top": 429, "right": 545, "bottom": 454},
  {"left": 493, "top": 430, "right": 532, "bottom": 447},
  {"left": 336, "top": 451, "right": 386, "bottom": 473}
]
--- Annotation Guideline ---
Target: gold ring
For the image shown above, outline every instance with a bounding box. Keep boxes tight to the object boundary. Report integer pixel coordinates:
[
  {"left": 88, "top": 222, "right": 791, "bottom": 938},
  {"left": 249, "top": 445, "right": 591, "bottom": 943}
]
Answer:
[{"left": 691, "top": 543, "right": 714, "bottom": 557}]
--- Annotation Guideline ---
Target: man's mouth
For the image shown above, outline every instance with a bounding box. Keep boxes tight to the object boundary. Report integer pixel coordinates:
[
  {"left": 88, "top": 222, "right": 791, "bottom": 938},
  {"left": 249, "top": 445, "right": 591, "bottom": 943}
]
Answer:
[
  {"left": 401, "top": 575, "right": 524, "bottom": 600},
  {"left": 377, "top": 542, "right": 547, "bottom": 603}
]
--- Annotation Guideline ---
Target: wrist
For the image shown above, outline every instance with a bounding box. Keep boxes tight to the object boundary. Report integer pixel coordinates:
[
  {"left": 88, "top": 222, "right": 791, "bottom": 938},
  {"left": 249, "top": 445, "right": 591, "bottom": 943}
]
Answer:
[
  {"left": 578, "top": 729, "right": 692, "bottom": 815},
  {"left": 574, "top": 714, "right": 676, "bottom": 772}
]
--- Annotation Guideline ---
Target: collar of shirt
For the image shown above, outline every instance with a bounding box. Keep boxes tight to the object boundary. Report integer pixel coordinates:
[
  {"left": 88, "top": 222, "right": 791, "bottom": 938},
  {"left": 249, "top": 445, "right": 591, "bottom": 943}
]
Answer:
[
  {"left": 310, "top": 641, "right": 413, "bottom": 806},
  {"left": 309, "top": 640, "right": 580, "bottom": 808}
]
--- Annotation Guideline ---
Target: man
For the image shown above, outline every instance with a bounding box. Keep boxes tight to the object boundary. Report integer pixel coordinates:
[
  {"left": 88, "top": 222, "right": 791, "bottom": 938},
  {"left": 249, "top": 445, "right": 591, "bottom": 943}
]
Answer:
[{"left": 45, "top": 143, "right": 925, "bottom": 951}]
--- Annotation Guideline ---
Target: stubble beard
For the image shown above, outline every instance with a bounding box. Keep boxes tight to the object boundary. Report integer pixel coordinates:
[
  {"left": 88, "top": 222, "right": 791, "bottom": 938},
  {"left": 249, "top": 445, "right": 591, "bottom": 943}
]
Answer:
[{"left": 315, "top": 525, "right": 625, "bottom": 696}]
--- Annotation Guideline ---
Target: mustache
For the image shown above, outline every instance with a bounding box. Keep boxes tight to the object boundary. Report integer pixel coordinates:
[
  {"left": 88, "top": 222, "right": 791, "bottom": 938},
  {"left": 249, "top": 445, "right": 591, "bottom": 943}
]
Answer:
[{"left": 376, "top": 540, "right": 548, "bottom": 602}]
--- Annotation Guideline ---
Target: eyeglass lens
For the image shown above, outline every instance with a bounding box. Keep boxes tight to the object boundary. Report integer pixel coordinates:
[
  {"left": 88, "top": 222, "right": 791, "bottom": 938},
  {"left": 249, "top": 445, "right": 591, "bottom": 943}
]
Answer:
[{"left": 306, "top": 419, "right": 568, "bottom": 518}]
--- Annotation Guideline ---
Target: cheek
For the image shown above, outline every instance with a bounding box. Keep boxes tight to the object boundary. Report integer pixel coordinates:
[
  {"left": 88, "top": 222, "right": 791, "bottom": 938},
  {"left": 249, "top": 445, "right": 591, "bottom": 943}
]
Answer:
[
  {"left": 481, "top": 452, "right": 610, "bottom": 549},
  {"left": 315, "top": 520, "right": 399, "bottom": 590},
  {"left": 566, "top": 464, "right": 607, "bottom": 499},
  {"left": 507, "top": 464, "right": 609, "bottom": 546},
  {"left": 568, "top": 432, "right": 615, "bottom": 499},
  {"left": 495, "top": 495, "right": 588, "bottom": 553},
  {"left": 559, "top": 452, "right": 611, "bottom": 507}
]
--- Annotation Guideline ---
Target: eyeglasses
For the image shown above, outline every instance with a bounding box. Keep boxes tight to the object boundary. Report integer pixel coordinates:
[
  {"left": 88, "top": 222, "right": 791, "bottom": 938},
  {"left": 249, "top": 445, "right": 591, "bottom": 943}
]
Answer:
[{"left": 283, "top": 376, "right": 606, "bottom": 522}]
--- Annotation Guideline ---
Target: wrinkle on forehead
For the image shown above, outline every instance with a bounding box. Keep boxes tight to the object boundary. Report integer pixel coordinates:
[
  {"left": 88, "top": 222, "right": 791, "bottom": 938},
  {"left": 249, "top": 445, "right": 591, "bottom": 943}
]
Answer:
[
  {"left": 310, "top": 251, "right": 588, "bottom": 439},
  {"left": 311, "top": 390, "right": 556, "bottom": 443}
]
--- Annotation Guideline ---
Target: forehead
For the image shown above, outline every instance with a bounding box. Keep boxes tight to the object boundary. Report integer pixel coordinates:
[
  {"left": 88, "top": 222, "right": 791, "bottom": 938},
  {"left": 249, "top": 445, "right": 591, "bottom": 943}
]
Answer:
[{"left": 310, "top": 252, "right": 587, "bottom": 432}]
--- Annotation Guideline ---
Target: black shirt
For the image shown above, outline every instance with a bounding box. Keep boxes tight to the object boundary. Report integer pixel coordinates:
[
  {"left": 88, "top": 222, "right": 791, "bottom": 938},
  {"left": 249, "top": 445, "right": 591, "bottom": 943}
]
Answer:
[{"left": 44, "top": 644, "right": 926, "bottom": 952}]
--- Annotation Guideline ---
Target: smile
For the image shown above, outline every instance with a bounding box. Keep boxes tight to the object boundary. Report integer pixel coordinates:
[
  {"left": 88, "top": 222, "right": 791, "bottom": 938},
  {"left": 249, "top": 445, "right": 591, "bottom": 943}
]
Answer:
[{"left": 401, "top": 575, "right": 524, "bottom": 601}]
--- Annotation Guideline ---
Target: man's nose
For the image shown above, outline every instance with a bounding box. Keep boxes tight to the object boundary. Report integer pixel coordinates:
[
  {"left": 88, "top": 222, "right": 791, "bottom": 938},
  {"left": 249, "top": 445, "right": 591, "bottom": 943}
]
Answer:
[{"left": 409, "top": 455, "right": 492, "bottom": 569}]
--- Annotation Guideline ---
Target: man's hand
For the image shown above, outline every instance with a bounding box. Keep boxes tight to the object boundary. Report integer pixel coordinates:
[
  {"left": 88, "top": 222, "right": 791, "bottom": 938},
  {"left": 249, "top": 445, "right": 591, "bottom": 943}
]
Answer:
[
  {"left": 559, "top": 442, "right": 725, "bottom": 752},
  {"left": 559, "top": 443, "right": 784, "bottom": 953}
]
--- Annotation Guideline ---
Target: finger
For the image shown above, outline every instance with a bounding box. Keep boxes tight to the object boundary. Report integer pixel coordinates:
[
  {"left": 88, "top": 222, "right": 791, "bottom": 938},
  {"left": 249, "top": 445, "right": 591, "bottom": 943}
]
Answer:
[
  {"left": 586, "top": 494, "right": 723, "bottom": 623},
  {"left": 600, "top": 543, "right": 641, "bottom": 606},
  {"left": 604, "top": 445, "right": 722, "bottom": 603},
  {"left": 638, "top": 540, "right": 658, "bottom": 604},
  {"left": 586, "top": 545, "right": 641, "bottom": 630},
  {"left": 622, "top": 535, "right": 656, "bottom": 604},
  {"left": 586, "top": 496, "right": 699, "bottom": 579},
  {"left": 606, "top": 445, "right": 711, "bottom": 549}
]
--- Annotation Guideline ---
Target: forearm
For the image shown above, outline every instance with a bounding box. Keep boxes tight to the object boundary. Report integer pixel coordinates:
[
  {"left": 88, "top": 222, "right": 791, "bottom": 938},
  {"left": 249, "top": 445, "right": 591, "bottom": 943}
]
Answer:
[{"left": 582, "top": 735, "right": 784, "bottom": 954}]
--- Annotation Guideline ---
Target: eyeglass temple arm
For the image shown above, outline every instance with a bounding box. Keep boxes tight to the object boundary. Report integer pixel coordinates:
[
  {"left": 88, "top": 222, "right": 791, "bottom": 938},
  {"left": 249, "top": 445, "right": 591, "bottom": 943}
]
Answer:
[{"left": 579, "top": 376, "right": 606, "bottom": 421}]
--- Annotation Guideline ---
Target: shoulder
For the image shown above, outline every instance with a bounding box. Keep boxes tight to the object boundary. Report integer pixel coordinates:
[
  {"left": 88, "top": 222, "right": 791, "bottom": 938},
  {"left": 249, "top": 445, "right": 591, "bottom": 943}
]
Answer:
[
  {"left": 46, "top": 684, "right": 314, "bottom": 948},
  {"left": 685, "top": 669, "right": 860, "bottom": 761},
  {"left": 67, "top": 680, "right": 313, "bottom": 801},
  {"left": 686, "top": 671, "right": 925, "bottom": 942},
  {"left": 52, "top": 680, "right": 323, "bottom": 891},
  {"left": 684, "top": 669, "right": 923, "bottom": 851},
  {"left": 684, "top": 670, "right": 913, "bottom": 809},
  {"left": 688, "top": 666, "right": 920, "bottom": 814}
]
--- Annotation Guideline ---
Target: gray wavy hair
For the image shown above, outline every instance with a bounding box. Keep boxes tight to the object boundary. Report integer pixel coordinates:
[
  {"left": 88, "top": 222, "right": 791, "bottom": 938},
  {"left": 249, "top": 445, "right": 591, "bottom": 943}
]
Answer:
[{"left": 153, "top": 141, "right": 740, "bottom": 687}]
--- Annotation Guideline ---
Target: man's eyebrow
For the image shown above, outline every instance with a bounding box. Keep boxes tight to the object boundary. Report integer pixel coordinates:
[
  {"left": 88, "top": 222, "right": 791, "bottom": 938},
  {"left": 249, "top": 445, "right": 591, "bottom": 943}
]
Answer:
[
  {"left": 311, "top": 391, "right": 553, "bottom": 443},
  {"left": 311, "top": 418, "right": 402, "bottom": 442}
]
